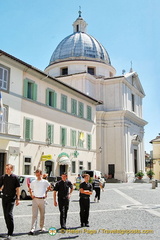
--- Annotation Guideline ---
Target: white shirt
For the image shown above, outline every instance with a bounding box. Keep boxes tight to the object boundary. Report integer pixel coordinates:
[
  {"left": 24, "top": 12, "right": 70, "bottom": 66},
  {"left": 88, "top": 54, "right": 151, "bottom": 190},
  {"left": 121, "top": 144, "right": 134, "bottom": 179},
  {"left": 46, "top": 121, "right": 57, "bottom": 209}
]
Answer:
[{"left": 30, "top": 179, "right": 50, "bottom": 197}]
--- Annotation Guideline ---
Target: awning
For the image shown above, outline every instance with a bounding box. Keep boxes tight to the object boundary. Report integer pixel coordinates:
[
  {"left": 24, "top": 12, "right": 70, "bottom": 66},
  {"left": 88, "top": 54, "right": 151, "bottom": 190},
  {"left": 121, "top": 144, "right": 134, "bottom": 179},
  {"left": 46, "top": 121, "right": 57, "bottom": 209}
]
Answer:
[{"left": 58, "top": 156, "right": 71, "bottom": 165}]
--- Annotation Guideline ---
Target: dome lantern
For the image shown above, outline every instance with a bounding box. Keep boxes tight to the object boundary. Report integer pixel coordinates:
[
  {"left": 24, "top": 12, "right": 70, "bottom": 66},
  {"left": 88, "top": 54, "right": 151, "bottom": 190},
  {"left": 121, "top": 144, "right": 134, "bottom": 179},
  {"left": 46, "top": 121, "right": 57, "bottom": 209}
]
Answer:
[{"left": 72, "top": 9, "right": 87, "bottom": 33}]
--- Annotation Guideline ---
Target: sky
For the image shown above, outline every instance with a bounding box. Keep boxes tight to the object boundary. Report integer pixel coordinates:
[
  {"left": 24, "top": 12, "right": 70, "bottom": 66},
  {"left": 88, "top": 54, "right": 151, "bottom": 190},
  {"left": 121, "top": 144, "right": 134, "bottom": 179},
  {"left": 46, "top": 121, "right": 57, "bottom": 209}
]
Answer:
[{"left": 0, "top": 0, "right": 160, "bottom": 153}]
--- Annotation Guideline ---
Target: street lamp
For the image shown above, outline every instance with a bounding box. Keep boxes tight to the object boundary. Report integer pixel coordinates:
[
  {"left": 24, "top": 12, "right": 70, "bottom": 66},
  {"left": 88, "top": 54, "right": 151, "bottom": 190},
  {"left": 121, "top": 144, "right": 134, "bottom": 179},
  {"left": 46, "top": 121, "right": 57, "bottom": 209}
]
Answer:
[{"left": 149, "top": 157, "right": 152, "bottom": 180}]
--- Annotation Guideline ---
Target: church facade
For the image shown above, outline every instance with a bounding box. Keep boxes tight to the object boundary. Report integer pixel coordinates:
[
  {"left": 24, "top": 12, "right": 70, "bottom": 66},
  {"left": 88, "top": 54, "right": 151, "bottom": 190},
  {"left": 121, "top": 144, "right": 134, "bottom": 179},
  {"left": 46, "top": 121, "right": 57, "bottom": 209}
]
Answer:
[
  {"left": 0, "top": 12, "right": 147, "bottom": 182},
  {"left": 45, "top": 12, "right": 147, "bottom": 182}
]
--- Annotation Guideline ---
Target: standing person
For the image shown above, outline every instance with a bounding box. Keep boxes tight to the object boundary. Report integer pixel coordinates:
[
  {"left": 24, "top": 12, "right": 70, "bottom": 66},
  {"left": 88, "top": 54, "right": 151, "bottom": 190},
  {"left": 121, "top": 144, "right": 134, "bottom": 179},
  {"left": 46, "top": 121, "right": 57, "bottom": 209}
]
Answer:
[
  {"left": 75, "top": 174, "right": 81, "bottom": 190},
  {"left": 79, "top": 174, "right": 92, "bottom": 227},
  {"left": 93, "top": 176, "right": 102, "bottom": 203},
  {"left": 29, "top": 169, "right": 50, "bottom": 235},
  {"left": 0, "top": 164, "right": 20, "bottom": 240},
  {"left": 53, "top": 172, "right": 73, "bottom": 229}
]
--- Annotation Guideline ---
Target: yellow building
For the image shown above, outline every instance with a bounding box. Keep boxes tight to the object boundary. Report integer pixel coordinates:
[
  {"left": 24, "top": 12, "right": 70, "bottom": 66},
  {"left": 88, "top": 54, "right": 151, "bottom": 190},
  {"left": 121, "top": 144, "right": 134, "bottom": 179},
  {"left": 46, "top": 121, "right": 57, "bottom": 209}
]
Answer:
[{"left": 150, "top": 135, "right": 160, "bottom": 180}]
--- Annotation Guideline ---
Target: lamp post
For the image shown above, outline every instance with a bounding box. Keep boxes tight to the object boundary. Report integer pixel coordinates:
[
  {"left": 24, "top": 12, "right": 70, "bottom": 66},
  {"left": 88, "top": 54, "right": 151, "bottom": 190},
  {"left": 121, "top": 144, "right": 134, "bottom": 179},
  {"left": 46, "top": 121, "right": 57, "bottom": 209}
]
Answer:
[{"left": 149, "top": 157, "right": 152, "bottom": 180}]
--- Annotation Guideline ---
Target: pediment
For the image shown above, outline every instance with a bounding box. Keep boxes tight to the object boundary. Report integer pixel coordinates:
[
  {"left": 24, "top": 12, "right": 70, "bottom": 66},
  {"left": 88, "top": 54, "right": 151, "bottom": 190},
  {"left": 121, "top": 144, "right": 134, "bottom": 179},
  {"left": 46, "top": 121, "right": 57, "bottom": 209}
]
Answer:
[{"left": 125, "top": 72, "right": 145, "bottom": 96}]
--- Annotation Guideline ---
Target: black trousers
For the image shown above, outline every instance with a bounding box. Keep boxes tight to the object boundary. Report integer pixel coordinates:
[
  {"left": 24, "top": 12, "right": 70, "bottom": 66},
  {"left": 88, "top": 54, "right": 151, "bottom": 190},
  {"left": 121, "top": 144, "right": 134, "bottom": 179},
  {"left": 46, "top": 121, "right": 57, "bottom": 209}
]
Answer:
[
  {"left": 2, "top": 196, "right": 15, "bottom": 235},
  {"left": 58, "top": 198, "right": 69, "bottom": 228},
  {"left": 79, "top": 197, "right": 90, "bottom": 225},
  {"left": 95, "top": 187, "right": 101, "bottom": 200}
]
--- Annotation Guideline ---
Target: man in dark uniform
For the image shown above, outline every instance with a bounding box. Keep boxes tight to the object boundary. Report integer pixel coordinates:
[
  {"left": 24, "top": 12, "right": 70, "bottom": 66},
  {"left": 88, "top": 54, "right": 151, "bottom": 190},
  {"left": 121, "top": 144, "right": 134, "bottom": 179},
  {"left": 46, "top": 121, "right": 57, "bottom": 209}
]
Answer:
[
  {"left": 53, "top": 172, "right": 73, "bottom": 229},
  {"left": 0, "top": 164, "right": 20, "bottom": 239},
  {"left": 79, "top": 174, "right": 92, "bottom": 227}
]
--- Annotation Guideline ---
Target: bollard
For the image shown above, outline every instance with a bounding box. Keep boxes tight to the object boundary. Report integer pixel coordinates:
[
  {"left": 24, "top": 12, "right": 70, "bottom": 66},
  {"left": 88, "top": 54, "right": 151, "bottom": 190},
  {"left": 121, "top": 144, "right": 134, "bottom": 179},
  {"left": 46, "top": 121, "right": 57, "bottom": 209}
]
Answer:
[
  {"left": 152, "top": 180, "right": 156, "bottom": 189},
  {"left": 155, "top": 180, "right": 158, "bottom": 187}
]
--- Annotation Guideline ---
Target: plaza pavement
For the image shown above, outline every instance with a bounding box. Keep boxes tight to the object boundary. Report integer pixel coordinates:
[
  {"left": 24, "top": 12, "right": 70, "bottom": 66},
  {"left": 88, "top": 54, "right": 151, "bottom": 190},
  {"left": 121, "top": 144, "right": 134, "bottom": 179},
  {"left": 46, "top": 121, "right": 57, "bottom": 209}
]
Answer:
[{"left": 0, "top": 182, "right": 160, "bottom": 240}]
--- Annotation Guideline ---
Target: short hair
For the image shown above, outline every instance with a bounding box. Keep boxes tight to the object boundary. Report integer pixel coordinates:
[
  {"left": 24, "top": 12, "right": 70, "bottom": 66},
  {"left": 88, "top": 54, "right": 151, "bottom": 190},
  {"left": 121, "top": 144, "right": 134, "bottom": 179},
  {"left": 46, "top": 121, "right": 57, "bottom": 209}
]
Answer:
[
  {"left": 6, "top": 164, "right": 13, "bottom": 170},
  {"left": 35, "top": 169, "right": 42, "bottom": 175},
  {"left": 61, "top": 172, "right": 67, "bottom": 176},
  {"left": 83, "top": 174, "right": 90, "bottom": 178}
]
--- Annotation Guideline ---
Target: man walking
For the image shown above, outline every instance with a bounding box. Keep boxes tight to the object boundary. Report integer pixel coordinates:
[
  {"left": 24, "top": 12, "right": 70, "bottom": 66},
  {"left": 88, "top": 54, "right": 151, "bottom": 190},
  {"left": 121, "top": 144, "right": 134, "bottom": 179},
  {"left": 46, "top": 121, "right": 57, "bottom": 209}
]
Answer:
[
  {"left": 53, "top": 172, "right": 73, "bottom": 229},
  {"left": 79, "top": 174, "right": 92, "bottom": 227},
  {"left": 93, "top": 176, "right": 102, "bottom": 203},
  {"left": 0, "top": 164, "right": 20, "bottom": 240},
  {"left": 29, "top": 169, "right": 50, "bottom": 235}
]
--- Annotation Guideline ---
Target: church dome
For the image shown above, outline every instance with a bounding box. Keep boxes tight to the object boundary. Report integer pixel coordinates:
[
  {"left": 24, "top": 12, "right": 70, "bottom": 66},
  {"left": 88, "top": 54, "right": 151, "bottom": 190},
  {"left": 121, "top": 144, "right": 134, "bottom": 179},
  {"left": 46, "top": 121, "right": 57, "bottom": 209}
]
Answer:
[{"left": 49, "top": 11, "right": 111, "bottom": 66}]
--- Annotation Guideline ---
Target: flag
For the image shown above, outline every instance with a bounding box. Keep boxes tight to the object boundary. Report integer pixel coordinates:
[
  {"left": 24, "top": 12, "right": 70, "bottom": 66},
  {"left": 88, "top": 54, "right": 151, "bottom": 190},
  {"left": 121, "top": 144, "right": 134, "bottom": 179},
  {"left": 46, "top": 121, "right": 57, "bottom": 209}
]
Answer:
[
  {"left": 79, "top": 132, "right": 84, "bottom": 141},
  {"left": 0, "top": 92, "right": 3, "bottom": 116}
]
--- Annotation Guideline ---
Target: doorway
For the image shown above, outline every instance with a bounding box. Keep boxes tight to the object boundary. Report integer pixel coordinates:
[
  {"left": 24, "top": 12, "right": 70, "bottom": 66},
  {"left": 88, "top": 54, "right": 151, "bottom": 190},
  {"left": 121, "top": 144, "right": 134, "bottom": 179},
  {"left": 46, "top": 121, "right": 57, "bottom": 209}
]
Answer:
[
  {"left": 108, "top": 164, "right": 115, "bottom": 178},
  {"left": 134, "top": 149, "right": 138, "bottom": 174},
  {"left": 45, "top": 161, "right": 53, "bottom": 176},
  {"left": 0, "top": 153, "right": 5, "bottom": 176},
  {"left": 60, "top": 165, "right": 67, "bottom": 176}
]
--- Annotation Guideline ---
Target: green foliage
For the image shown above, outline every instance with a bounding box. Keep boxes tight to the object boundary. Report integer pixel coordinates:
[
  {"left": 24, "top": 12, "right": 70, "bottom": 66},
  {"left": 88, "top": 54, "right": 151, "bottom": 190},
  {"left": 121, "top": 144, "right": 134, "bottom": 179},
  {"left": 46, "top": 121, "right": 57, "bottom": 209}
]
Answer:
[
  {"left": 135, "top": 170, "right": 144, "bottom": 178},
  {"left": 146, "top": 170, "right": 155, "bottom": 177}
]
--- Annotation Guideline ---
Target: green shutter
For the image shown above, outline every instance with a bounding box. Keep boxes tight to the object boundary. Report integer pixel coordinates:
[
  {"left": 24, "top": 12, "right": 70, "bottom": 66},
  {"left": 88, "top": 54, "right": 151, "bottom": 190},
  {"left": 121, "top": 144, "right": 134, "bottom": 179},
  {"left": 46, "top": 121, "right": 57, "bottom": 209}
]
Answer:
[
  {"left": 71, "top": 99, "right": 74, "bottom": 114},
  {"left": 61, "top": 128, "right": 66, "bottom": 146},
  {"left": 47, "top": 124, "right": 53, "bottom": 144},
  {"left": 79, "top": 102, "right": 84, "bottom": 118},
  {"left": 87, "top": 134, "right": 92, "bottom": 150},
  {"left": 71, "top": 99, "right": 77, "bottom": 115},
  {"left": 87, "top": 106, "right": 92, "bottom": 120},
  {"left": 53, "top": 92, "right": 57, "bottom": 108},
  {"left": 25, "top": 119, "right": 33, "bottom": 141},
  {"left": 61, "top": 95, "right": 67, "bottom": 111},
  {"left": 46, "top": 88, "right": 50, "bottom": 106},
  {"left": 33, "top": 83, "right": 37, "bottom": 101},
  {"left": 23, "top": 79, "right": 28, "bottom": 98},
  {"left": 71, "top": 130, "right": 76, "bottom": 146}
]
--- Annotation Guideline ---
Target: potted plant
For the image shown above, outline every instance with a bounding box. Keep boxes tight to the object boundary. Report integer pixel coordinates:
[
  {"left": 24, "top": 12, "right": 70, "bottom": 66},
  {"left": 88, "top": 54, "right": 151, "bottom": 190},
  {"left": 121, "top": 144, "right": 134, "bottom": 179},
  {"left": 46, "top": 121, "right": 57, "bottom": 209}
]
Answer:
[
  {"left": 146, "top": 170, "right": 155, "bottom": 180},
  {"left": 135, "top": 170, "right": 144, "bottom": 180}
]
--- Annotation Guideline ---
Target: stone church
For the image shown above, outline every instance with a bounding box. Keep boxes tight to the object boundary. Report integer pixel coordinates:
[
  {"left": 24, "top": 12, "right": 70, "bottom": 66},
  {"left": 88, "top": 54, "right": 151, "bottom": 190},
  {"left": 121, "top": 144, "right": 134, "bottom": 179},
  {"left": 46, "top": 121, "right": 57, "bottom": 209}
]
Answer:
[{"left": 44, "top": 11, "right": 147, "bottom": 182}]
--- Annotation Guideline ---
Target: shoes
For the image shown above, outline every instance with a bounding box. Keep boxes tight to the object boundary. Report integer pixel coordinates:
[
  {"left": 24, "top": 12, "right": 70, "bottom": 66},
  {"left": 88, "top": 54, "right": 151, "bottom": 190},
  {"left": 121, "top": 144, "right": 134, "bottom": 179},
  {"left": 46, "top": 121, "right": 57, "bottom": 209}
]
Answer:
[
  {"left": 97, "top": 200, "right": 100, "bottom": 203},
  {"left": 81, "top": 223, "right": 85, "bottom": 227},
  {"left": 28, "top": 229, "right": 35, "bottom": 235},
  {"left": 85, "top": 224, "right": 90, "bottom": 227},
  {"left": 94, "top": 198, "right": 97, "bottom": 202},
  {"left": 40, "top": 227, "right": 46, "bottom": 232},
  {"left": 5, "top": 236, "right": 12, "bottom": 240}
]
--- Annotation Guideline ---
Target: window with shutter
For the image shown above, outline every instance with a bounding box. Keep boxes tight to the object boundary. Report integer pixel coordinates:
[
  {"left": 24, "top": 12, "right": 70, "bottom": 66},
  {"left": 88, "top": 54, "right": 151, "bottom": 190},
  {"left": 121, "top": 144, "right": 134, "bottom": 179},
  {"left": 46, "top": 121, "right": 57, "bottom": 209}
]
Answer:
[
  {"left": 61, "top": 94, "right": 67, "bottom": 112},
  {"left": 61, "top": 127, "right": 67, "bottom": 146},
  {"left": 23, "top": 78, "right": 37, "bottom": 101},
  {"left": 25, "top": 118, "right": 33, "bottom": 141},
  {"left": 0, "top": 65, "right": 9, "bottom": 91},
  {"left": 46, "top": 88, "right": 57, "bottom": 108},
  {"left": 87, "top": 106, "right": 92, "bottom": 120},
  {"left": 87, "top": 134, "right": 92, "bottom": 150},
  {"left": 78, "top": 102, "right": 84, "bottom": 118},
  {"left": 71, "top": 130, "right": 76, "bottom": 147},
  {"left": 47, "top": 124, "right": 54, "bottom": 144},
  {"left": 71, "top": 99, "right": 77, "bottom": 115}
]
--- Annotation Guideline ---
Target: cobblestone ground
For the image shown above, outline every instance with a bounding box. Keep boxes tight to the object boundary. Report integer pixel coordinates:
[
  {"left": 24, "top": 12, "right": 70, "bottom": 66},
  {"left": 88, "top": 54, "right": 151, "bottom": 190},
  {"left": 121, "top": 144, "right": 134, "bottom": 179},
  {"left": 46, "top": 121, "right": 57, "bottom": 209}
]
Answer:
[{"left": 0, "top": 183, "right": 160, "bottom": 240}]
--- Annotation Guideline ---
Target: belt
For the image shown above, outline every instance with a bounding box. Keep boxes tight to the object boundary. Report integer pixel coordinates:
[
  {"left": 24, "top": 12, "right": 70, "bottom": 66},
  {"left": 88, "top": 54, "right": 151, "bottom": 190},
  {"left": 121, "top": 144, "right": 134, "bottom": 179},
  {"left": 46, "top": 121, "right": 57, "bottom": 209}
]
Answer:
[
  {"left": 80, "top": 197, "right": 89, "bottom": 199},
  {"left": 3, "top": 194, "right": 15, "bottom": 198},
  {"left": 34, "top": 197, "right": 45, "bottom": 199}
]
